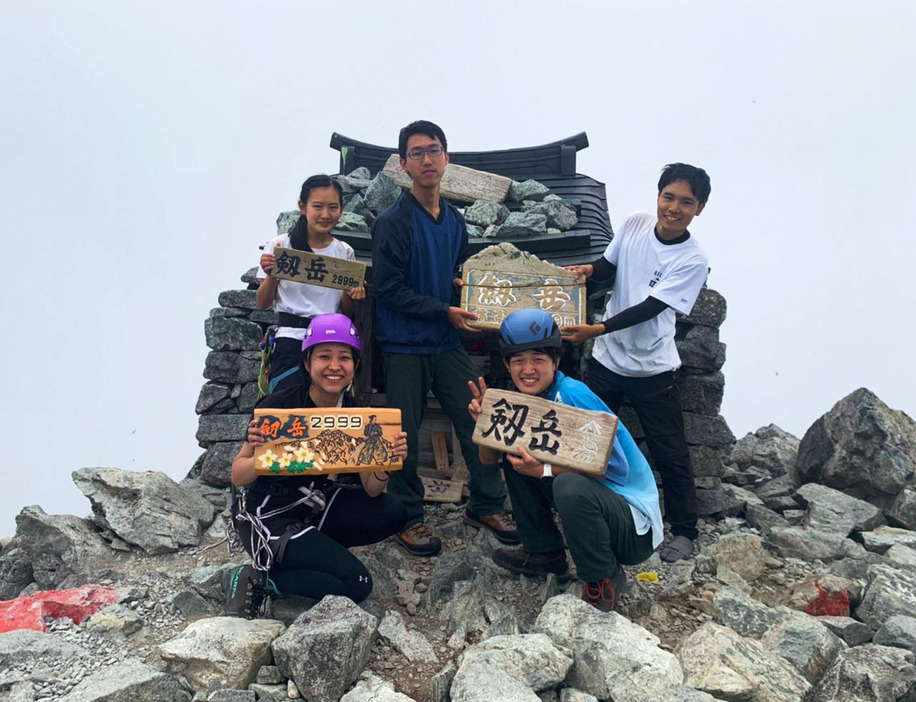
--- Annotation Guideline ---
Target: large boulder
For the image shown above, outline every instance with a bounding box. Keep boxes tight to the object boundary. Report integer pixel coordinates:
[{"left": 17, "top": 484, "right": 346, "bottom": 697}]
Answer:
[
  {"left": 811, "top": 644, "right": 916, "bottom": 701},
  {"left": 724, "top": 424, "right": 799, "bottom": 484},
  {"left": 58, "top": 658, "right": 190, "bottom": 701},
  {"left": 271, "top": 596, "right": 377, "bottom": 702},
  {"left": 795, "top": 388, "right": 916, "bottom": 506},
  {"left": 72, "top": 468, "right": 215, "bottom": 555},
  {"left": 794, "top": 483, "right": 885, "bottom": 537},
  {"left": 533, "top": 594, "right": 682, "bottom": 701},
  {"left": 856, "top": 564, "right": 916, "bottom": 629},
  {"left": 456, "top": 633, "right": 573, "bottom": 692}
]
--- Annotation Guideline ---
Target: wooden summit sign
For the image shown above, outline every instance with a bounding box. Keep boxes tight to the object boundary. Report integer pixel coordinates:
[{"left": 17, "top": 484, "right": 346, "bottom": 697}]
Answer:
[
  {"left": 472, "top": 389, "right": 618, "bottom": 477},
  {"left": 269, "top": 246, "right": 366, "bottom": 292},
  {"left": 461, "top": 243, "right": 585, "bottom": 331},
  {"left": 382, "top": 154, "right": 513, "bottom": 204},
  {"left": 252, "top": 408, "right": 402, "bottom": 476}
]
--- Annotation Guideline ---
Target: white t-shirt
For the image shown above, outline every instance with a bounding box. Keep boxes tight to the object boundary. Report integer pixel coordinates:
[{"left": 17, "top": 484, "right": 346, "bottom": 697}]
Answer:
[
  {"left": 592, "top": 212, "right": 708, "bottom": 377},
  {"left": 257, "top": 234, "right": 356, "bottom": 340}
]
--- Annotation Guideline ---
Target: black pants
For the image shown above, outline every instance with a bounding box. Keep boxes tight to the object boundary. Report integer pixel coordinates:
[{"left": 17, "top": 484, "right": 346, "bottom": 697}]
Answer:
[
  {"left": 236, "top": 487, "right": 407, "bottom": 603},
  {"left": 586, "top": 360, "right": 698, "bottom": 540},
  {"left": 268, "top": 337, "right": 304, "bottom": 393}
]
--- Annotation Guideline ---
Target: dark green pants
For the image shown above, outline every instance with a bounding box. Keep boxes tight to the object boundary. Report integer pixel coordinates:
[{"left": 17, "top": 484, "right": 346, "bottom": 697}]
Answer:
[
  {"left": 504, "top": 467, "right": 654, "bottom": 582},
  {"left": 383, "top": 348, "right": 507, "bottom": 524}
]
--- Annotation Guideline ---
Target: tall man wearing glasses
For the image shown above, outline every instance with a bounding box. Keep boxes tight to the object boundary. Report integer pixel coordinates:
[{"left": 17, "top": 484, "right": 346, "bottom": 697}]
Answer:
[{"left": 371, "top": 120, "right": 517, "bottom": 556}]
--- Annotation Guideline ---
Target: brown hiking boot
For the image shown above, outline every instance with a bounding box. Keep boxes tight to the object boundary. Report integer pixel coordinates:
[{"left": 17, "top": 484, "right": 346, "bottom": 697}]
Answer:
[
  {"left": 463, "top": 510, "right": 520, "bottom": 544},
  {"left": 394, "top": 522, "right": 442, "bottom": 557}
]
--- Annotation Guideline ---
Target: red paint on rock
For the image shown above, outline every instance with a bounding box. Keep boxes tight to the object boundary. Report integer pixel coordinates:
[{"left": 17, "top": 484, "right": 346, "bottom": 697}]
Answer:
[{"left": 0, "top": 585, "right": 121, "bottom": 633}]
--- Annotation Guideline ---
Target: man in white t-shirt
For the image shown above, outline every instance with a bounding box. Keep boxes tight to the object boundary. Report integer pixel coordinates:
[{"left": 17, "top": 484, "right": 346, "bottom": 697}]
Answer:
[{"left": 562, "top": 163, "right": 711, "bottom": 563}]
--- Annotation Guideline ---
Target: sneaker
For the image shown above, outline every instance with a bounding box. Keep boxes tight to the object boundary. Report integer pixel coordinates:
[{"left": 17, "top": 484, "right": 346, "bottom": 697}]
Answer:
[
  {"left": 394, "top": 522, "right": 442, "bottom": 557},
  {"left": 463, "top": 510, "right": 520, "bottom": 544},
  {"left": 492, "top": 547, "right": 569, "bottom": 580},
  {"left": 581, "top": 568, "right": 627, "bottom": 613},
  {"left": 222, "top": 564, "right": 271, "bottom": 619}
]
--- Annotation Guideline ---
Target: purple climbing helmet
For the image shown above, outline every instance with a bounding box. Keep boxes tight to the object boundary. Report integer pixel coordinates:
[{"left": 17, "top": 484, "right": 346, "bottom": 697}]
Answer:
[{"left": 301, "top": 313, "right": 362, "bottom": 355}]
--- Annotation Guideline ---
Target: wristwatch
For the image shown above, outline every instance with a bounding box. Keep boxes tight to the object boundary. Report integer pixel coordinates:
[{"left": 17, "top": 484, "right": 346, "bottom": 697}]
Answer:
[{"left": 542, "top": 463, "right": 553, "bottom": 478}]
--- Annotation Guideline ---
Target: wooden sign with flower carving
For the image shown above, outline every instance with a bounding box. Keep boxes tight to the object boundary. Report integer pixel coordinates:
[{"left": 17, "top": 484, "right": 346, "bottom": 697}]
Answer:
[{"left": 252, "top": 408, "right": 402, "bottom": 475}]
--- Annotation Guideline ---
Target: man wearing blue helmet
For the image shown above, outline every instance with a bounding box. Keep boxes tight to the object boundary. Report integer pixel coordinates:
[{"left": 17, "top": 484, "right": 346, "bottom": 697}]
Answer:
[{"left": 468, "top": 309, "right": 664, "bottom": 612}]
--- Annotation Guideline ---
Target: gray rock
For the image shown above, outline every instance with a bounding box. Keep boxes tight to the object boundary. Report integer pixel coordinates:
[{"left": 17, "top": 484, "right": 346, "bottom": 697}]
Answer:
[
  {"left": 761, "top": 609, "right": 847, "bottom": 682},
  {"left": 860, "top": 526, "right": 916, "bottom": 554},
  {"left": 365, "top": 173, "right": 402, "bottom": 213},
  {"left": 795, "top": 483, "right": 885, "bottom": 536},
  {"left": 766, "top": 526, "right": 850, "bottom": 562},
  {"left": 527, "top": 199, "right": 578, "bottom": 230},
  {"left": 719, "top": 483, "right": 763, "bottom": 517},
  {"left": 886, "top": 543, "right": 916, "bottom": 570},
  {"left": 713, "top": 586, "right": 785, "bottom": 638},
  {"left": 197, "top": 415, "right": 251, "bottom": 445},
  {"left": 276, "top": 210, "right": 298, "bottom": 235},
  {"left": 246, "top": 683, "right": 287, "bottom": 701},
  {"left": 86, "top": 603, "right": 144, "bottom": 636},
  {"left": 533, "top": 594, "right": 682, "bottom": 701},
  {"left": 695, "top": 482, "right": 729, "bottom": 517},
  {"left": 0, "top": 547, "right": 34, "bottom": 600},
  {"left": 679, "top": 288, "right": 728, "bottom": 328},
  {"left": 679, "top": 372, "right": 725, "bottom": 417},
  {"left": 345, "top": 166, "right": 371, "bottom": 180},
  {"left": 465, "top": 200, "right": 510, "bottom": 227},
  {"left": 196, "top": 383, "right": 232, "bottom": 415},
  {"left": 344, "top": 193, "right": 375, "bottom": 225},
  {"left": 334, "top": 211, "right": 369, "bottom": 233},
  {"left": 203, "top": 350, "right": 260, "bottom": 384},
  {"left": 746, "top": 503, "right": 791, "bottom": 533},
  {"left": 209, "top": 306, "right": 247, "bottom": 318},
  {"left": 857, "top": 564, "right": 916, "bottom": 629},
  {"left": 249, "top": 310, "right": 279, "bottom": 325},
  {"left": 204, "top": 316, "right": 262, "bottom": 352},
  {"left": 726, "top": 424, "right": 799, "bottom": 483},
  {"left": 340, "top": 673, "right": 416, "bottom": 701},
  {"left": 218, "top": 290, "right": 258, "bottom": 311},
  {"left": 13, "top": 506, "right": 109, "bottom": 589},
  {"left": 684, "top": 413, "right": 736, "bottom": 449},
  {"left": 655, "top": 686, "right": 724, "bottom": 702},
  {"left": 691, "top": 445, "right": 729, "bottom": 479},
  {"left": 428, "top": 661, "right": 456, "bottom": 702},
  {"left": 427, "top": 550, "right": 475, "bottom": 606},
  {"left": 508, "top": 179, "right": 551, "bottom": 203},
  {"left": 812, "top": 644, "right": 916, "bottom": 701},
  {"left": 0, "top": 629, "right": 89, "bottom": 674},
  {"left": 270, "top": 594, "right": 317, "bottom": 626},
  {"left": 796, "top": 387, "right": 916, "bottom": 503},
  {"left": 874, "top": 615, "right": 916, "bottom": 655},
  {"left": 754, "top": 475, "right": 798, "bottom": 510},
  {"left": 890, "top": 488, "right": 916, "bottom": 531},
  {"left": 677, "top": 326, "right": 726, "bottom": 373},
  {"left": 236, "top": 383, "right": 259, "bottom": 413},
  {"left": 712, "top": 533, "right": 767, "bottom": 582},
  {"left": 494, "top": 211, "right": 548, "bottom": 238},
  {"left": 449, "top": 658, "right": 540, "bottom": 701},
  {"left": 271, "top": 596, "right": 376, "bottom": 702},
  {"left": 158, "top": 617, "right": 285, "bottom": 694},
  {"left": 240, "top": 266, "right": 259, "bottom": 285},
  {"left": 677, "top": 622, "right": 811, "bottom": 701},
  {"left": 170, "top": 589, "right": 215, "bottom": 619},
  {"left": 199, "top": 441, "right": 242, "bottom": 487},
  {"left": 458, "top": 633, "right": 573, "bottom": 692},
  {"left": 818, "top": 616, "right": 874, "bottom": 646},
  {"left": 208, "top": 692, "right": 256, "bottom": 702},
  {"left": 72, "top": 468, "right": 215, "bottom": 555},
  {"left": 58, "top": 658, "right": 190, "bottom": 701},
  {"left": 255, "top": 666, "right": 284, "bottom": 685},
  {"left": 378, "top": 610, "right": 437, "bottom": 662}
]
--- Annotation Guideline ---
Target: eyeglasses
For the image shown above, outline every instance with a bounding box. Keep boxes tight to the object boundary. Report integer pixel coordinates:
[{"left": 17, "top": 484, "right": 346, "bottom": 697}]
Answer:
[{"left": 406, "top": 145, "right": 445, "bottom": 160}]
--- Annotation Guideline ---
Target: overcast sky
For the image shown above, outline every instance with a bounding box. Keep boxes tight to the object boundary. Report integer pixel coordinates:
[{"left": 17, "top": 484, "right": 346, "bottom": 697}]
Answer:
[{"left": 1, "top": 1, "right": 913, "bottom": 538}]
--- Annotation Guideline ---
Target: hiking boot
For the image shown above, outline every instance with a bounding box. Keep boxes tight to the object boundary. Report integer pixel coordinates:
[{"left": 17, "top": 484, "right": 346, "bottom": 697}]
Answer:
[
  {"left": 492, "top": 547, "right": 569, "bottom": 580},
  {"left": 581, "top": 568, "right": 628, "bottom": 613},
  {"left": 222, "top": 564, "right": 272, "bottom": 619},
  {"left": 394, "top": 522, "right": 442, "bottom": 557},
  {"left": 463, "top": 509, "right": 520, "bottom": 544}
]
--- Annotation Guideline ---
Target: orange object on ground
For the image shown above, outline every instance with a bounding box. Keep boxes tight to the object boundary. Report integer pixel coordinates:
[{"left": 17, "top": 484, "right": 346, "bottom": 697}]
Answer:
[
  {"left": 0, "top": 585, "right": 121, "bottom": 633},
  {"left": 804, "top": 579, "right": 850, "bottom": 617}
]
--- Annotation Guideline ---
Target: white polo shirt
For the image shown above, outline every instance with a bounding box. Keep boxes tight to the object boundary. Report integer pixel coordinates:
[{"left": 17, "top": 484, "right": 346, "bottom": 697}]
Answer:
[{"left": 591, "top": 212, "right": 708, "bottom": 377}]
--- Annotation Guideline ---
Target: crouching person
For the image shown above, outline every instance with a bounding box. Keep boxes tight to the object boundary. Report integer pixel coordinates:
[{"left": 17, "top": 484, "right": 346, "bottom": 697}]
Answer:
[
  {"left": 468, "top": 309, "right": 663, "bottom": 612},
  {"left": 225, "top": 314, "right": 408, "bottom": 618}
]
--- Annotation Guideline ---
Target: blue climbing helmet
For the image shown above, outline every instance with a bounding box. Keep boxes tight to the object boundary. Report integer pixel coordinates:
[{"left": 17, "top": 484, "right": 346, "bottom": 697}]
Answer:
[{"left": 498, "top": 309, "right": 562, "bottom": 358}]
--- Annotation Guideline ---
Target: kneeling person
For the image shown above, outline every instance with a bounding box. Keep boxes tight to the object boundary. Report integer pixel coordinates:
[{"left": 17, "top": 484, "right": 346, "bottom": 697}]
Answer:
[
  {"left": 226, "top": 314, "right": 408, "bottom": 617},
  {"left": 468, "top": 309, "right": 663, "bottom": 612}
]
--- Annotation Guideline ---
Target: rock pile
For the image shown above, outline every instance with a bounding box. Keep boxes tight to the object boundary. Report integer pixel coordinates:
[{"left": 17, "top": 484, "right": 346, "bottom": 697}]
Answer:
[{"left": 2, "top": 388, "right": 916, "bottom": 700}]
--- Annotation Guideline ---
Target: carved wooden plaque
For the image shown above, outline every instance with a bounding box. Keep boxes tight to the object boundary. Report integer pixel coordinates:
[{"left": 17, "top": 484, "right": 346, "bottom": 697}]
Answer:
[
  {"left": 472, "top": 389, "right": 618, "bottom": 477},
  {"left": 461, "top": 244, "right": 585, "bottom": 331},
  {"left": 418, "top": 470, "right": 465, "bottom": 503},
  {"left": 269, "top": 246, "right": 366, "bottom": 291},
  {"left": 252, "top": 408, "right": 402, "bottom": 476},
  {"left": 382, "top": 154, "right": 513, "bottom": 203}
]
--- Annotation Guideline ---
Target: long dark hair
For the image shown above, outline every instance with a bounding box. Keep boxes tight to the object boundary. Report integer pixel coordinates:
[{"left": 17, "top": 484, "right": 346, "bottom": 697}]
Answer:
[{"left": 289, "top": 175, "right": 344, "bottom": 251}]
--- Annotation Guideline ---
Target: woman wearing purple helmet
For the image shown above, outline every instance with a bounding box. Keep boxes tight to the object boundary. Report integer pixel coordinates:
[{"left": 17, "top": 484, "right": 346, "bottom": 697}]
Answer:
[{"left": 226, "top": 314, "right": 407, "bottom": 618}]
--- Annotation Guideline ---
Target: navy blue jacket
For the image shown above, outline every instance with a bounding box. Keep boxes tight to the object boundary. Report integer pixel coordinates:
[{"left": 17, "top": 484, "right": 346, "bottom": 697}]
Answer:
[{"left": 371, "top": 192, "right": 467, "bottom": 354}]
